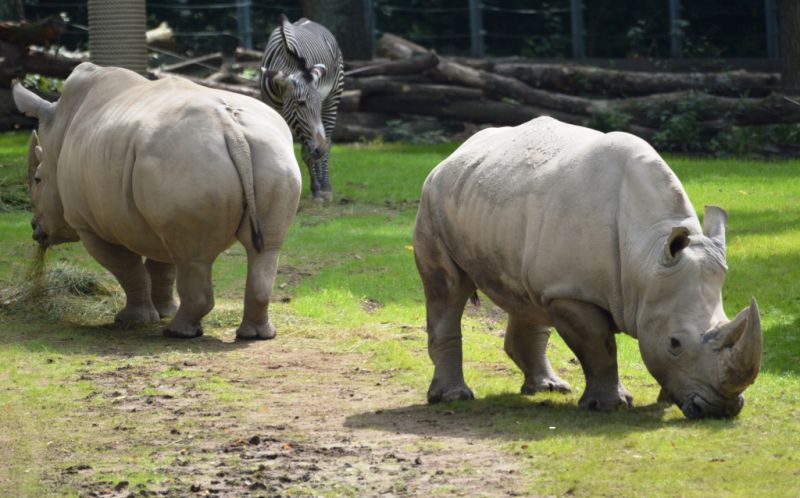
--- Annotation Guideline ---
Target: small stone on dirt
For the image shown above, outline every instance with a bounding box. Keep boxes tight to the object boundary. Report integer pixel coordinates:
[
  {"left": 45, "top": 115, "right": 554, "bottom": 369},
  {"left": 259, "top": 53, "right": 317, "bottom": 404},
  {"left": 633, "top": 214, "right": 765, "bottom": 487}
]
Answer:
[
  {"left": 189, "top": 483, "right": 202, "bottom": 492},
  {"left": 115, "top": 480, "right": 129, "bottom": 491},
  {"left": 248, "top": 435, "right": 261, "bottom": 445}
]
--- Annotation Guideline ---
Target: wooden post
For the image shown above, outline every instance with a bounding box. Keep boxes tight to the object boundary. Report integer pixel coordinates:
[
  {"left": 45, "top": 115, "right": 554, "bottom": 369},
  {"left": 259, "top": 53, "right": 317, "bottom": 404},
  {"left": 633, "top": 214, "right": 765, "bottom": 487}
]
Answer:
[
  {"left": 570, "top": 0, "right": 585, "bottom": 58},
  {"left": 669, "top": 0, "right": 682, "bottom": 58}
]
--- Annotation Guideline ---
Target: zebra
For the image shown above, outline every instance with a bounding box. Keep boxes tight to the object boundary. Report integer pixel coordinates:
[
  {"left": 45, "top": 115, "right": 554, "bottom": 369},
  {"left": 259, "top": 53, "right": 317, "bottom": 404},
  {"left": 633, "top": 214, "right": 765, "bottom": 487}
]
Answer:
[{"left": 260, "top": 14, "right": 344, "bottom": 201}]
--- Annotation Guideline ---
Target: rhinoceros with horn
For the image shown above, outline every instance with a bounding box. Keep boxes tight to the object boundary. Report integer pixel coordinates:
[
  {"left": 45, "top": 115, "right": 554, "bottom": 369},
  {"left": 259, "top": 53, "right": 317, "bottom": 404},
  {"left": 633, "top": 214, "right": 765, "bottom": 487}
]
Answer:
[
  {"left": 13, "top": 62, "right": 301, "bottom": 339},
  {"left": 414, "top": 117, "right": 762, "bottom": 419}
]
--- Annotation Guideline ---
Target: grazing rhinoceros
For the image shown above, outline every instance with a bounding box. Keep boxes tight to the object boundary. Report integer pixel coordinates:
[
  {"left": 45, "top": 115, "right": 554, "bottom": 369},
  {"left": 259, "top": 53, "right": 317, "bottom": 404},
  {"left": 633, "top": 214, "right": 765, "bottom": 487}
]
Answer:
[
  {"left": 13, "top": 62, "right": 301, "bottom": 339},
  {"left": 414, "top": 116, "right": 762, "bottom": 419}
]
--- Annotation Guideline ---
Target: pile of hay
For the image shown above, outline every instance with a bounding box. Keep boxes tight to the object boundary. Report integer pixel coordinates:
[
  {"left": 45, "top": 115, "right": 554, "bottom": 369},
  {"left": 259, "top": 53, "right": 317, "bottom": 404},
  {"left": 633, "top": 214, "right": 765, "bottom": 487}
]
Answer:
[{"left": 0, "top": 247, "right": 118, "bottom": 321}]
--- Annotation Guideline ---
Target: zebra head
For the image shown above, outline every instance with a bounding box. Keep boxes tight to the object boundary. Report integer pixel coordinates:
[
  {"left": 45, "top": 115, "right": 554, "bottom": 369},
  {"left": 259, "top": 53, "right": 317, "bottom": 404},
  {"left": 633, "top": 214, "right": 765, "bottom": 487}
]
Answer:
[{"left": 265, "top": 65, "right": 329, "bottom": 160}]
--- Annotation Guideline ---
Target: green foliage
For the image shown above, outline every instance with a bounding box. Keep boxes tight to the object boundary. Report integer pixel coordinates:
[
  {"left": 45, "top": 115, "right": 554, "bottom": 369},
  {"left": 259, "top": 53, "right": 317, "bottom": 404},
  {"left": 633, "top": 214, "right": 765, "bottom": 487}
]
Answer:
[
  {"left": 22, "top": 74, "right": 64, "bottom": 94},
  {"left": 586, "top": 110, "right": 633, "bottom": 133},
  {"left": 711, "top": 124, "right": 800, "bottom": 156}
]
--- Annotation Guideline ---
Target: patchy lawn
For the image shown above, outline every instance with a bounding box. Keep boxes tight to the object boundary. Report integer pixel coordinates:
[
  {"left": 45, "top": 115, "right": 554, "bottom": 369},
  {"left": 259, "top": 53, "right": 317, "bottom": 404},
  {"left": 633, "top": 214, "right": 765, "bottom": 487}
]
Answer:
[{"left": 1, "top": 134, "right": 799, "bottom": 497}]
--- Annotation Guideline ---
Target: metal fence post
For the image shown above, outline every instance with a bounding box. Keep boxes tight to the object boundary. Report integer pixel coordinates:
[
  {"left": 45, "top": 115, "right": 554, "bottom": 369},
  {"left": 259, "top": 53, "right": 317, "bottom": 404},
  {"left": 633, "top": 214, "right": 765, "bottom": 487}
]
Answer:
[
  {"left": 237, "top": 0, "right": 253, "bottom": 49},
  {"left": 468, "top": 0, "right": 484, "bottom": 58},
  {"left": 669, "top": 0, "right": 682, "bottom": 58},
  {"left": 765, "top": 0, "right": 779, "bottom": 59},
  {"left": 570, "top": 0, "right": 585, "bottom": 58},
  {"left": 364, "top": 0, "right": 375, "bottom": 58}
]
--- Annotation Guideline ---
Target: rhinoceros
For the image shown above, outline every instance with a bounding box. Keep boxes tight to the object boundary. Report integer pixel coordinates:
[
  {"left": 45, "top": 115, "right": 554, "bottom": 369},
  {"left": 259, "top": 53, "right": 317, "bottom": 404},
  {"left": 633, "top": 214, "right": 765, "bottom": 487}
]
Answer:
[
  {"left": 413, "top": 117, "right": 762, "bottom": 419},
  {"left": 13, "top": 62, "right": 301, "bottom": 339}
]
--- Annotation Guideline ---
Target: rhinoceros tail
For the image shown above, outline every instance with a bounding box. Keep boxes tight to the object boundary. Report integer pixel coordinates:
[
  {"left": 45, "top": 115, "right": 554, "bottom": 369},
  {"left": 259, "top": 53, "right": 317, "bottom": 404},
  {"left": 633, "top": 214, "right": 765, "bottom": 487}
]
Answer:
[
  {"left": 469, "top": 291, "right": 480, "bottom": 307},
  {"left": 219, "top": 105, "right": 264, "bottom": 253}
]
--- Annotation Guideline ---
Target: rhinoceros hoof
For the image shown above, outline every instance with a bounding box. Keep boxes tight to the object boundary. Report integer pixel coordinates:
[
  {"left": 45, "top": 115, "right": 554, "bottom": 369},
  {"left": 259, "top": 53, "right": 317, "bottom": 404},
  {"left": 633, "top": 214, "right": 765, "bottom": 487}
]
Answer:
[
  {"left": 427, "top": 385, "right": 475, "bottom": 404},
  {"left": 163, "top": 324, "right": 203, "bottom": 339},
  {"left": 155, "top": 300, "right": 179, "bottom": 319},
  {"left": 114, "top": 306, "right": 159, "bottom": 325},
  {"left": 235, "top": 321, "right": 276, "bottom": 341},
  {"left": 521, "top": 376, "right": 571, "bottom": 395},
  {"left": 578, "top": 389, "right": 634, "bottom": 411}
]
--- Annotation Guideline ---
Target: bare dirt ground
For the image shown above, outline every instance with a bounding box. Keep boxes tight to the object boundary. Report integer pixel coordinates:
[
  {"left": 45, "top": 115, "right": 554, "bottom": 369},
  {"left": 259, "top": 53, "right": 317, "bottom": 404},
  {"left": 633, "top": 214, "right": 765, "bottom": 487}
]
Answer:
[{"left": 52, "top": 329, "right": 528, "bottom": 498}]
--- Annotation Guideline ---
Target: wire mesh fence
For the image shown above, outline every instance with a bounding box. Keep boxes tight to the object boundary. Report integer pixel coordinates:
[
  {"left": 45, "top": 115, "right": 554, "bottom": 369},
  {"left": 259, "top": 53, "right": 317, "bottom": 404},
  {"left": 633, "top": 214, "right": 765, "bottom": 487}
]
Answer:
[{"left": 19, "top": 0, "right": 774, "bottom": 60}]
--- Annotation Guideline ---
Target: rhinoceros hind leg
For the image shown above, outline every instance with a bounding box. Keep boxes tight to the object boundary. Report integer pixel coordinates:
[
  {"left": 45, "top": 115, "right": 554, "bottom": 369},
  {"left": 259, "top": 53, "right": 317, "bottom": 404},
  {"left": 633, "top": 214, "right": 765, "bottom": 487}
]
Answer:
[
  {"left": 548, "top": 298, "right": 633, "bottom": 411},
  {"left": 504, "top": 316, "right": 571, "bottom": 395},
  {"left": 79, "top": 231, "right": 159, "bottom": 325},
  {"left": 145, "top": 259, "right": 178, "bottom": 318},
  {"left": 414, "top": 225, "right": 476, "bottom": 404},
  {"left": 235, "top": 243, "right": 281, "bottom": 341},
  {"left": 163, "top": 262, "right": 213, "bottom": 339}
]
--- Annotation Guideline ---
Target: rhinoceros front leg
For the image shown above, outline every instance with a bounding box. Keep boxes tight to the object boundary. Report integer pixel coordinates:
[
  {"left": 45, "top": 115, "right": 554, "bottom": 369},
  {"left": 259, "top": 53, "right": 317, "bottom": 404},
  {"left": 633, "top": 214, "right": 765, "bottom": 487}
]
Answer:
[
  {"left": 547, "top": 298, "right": 633, "bottom": 411},
  {"left": 78, "top": 231, "right": 159, "bottom": 324},
  {"left": 235, "top": 248, "right": 280, "bottom": 340},
  {"left": 504, "top": 316, "right": 571, "bottom": 395},
  {"left": 144, "top": 259, "right": 177, "bottom": 318},
  {"left": 163, "top": 261, "right": 214, "bottom": 339}
]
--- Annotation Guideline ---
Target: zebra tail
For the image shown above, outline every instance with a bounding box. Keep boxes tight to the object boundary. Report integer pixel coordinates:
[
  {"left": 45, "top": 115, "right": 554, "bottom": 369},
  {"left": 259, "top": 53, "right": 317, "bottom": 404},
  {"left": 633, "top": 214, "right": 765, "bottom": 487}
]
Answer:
[{"left": 219, "top": 106, "right": 264, "bottom": 253}]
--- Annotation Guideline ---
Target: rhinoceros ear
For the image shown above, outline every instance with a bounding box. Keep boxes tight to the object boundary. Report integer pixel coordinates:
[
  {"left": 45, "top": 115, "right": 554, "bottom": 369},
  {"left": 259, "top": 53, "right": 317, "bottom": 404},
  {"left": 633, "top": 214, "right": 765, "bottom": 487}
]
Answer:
[
  {"left": 703, "top": 205, "right": 727, "bottom": 246},
  {"left": 663, "top": 226, "right": 690, "bottom": 265},
  {"left": 12, "top": 81, "right": 56, "bottom": 121}
]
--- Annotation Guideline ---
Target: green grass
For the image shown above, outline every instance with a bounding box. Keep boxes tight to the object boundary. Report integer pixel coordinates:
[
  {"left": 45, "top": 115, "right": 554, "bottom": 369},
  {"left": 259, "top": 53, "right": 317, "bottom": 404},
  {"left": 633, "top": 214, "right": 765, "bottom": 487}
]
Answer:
[{"left": 1, "top": 134, "right": 799, "bottom": 496}]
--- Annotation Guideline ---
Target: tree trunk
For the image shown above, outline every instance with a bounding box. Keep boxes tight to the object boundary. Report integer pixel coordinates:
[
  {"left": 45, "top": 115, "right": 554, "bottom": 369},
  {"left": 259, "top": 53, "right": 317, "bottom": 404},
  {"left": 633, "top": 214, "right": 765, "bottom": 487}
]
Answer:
[
  {"left": 778, "top": 0, "right": 800, "bottom": 93},
  {"left": 302, "top": 0, "right": 372, "bottom": 60}
]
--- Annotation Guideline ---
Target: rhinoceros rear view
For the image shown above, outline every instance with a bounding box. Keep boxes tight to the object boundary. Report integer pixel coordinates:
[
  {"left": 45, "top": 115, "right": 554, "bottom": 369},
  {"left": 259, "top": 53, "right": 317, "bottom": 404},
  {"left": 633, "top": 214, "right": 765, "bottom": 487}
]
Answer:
[
  {"left": 14, "top": 62, "right": 301, "bottom": 339},
  {"left": 414, "top": 117, "right": 761, "bottom": 419}
]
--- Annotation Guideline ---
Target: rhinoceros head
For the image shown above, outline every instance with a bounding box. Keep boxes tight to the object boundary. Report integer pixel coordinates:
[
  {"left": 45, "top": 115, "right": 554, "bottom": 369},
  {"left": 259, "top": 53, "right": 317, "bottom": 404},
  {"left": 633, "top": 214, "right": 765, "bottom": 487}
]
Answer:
[
  {"left": 637, "top": 206, "right": 762, "bottom": 419},
  {"left": 13, "top": 82, "right": 78, "bottom": 247}
]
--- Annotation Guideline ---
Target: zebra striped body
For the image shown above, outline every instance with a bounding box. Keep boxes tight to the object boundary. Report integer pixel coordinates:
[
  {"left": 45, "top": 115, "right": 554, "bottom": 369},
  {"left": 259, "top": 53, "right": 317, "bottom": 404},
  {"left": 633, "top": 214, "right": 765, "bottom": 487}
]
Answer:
[{"left": 260, "top": 16, "right": 344, "bottom": 200}]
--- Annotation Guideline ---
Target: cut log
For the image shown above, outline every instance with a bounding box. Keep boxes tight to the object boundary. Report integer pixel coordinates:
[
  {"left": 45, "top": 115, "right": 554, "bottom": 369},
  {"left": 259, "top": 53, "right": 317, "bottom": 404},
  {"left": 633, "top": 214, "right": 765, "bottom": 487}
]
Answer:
[
  {"left": 345, "top": 53, "right": 438, "bottom": 77},
  {"left": 0, "top": 16, "right": 66, "bottom": 48},
  {"left": 360, "top": 94, "right": 583, "bottom": 126},
  {"left": 432, "top": 59, "right": 593, "bottom": 115},
  {"left": 494, "top": 63, "right": 781, "bottom": 97},
  {"left": 377, "top": 33, "right": 430, "bottom": 60},
  {"left": 348, "top": 76, "right": 483, "bottom": 100},
  {"left": 150, "top": 70, "right": 260, "bottom": 99}
]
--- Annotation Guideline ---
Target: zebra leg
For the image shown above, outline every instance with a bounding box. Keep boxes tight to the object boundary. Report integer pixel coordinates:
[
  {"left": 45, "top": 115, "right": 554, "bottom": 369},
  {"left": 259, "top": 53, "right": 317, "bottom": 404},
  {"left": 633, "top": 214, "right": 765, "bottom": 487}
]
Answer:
[
  {"left": 301, "top": 143, "right": 322, "bottom": 199},
  {"left": 318, "top": 149, "right": 332, "bottom": 202}
]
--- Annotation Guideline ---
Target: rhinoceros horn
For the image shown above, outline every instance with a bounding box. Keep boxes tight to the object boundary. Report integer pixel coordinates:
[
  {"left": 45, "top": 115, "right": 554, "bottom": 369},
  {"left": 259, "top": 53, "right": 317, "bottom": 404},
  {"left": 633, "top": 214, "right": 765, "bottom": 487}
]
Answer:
[
  {"left": 705, "top": 298, "right": 762, "bottom": 396},
  {"left": 27, "top": 130, "right": 41, "bottom": 190}
]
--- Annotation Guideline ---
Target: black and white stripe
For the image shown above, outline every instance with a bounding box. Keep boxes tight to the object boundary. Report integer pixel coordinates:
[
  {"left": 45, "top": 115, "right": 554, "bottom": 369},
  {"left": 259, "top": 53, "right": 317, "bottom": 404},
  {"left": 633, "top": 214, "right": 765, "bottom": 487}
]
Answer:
[{"left": 260, "top": 15, "right": 344, "bottom": 200}]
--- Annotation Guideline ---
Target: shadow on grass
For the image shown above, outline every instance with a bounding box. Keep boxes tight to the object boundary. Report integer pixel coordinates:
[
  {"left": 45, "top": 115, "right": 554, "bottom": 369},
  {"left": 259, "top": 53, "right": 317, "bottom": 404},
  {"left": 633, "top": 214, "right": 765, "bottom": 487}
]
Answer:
[
  {"left": 0, "top": 315, "right": 260, "bottom": 357},
  {"left": 344, "top": 393, "right": 739, "bottom": 441},
  {"left": 725, "top": 208, "right": 800, "bottom": 236}
]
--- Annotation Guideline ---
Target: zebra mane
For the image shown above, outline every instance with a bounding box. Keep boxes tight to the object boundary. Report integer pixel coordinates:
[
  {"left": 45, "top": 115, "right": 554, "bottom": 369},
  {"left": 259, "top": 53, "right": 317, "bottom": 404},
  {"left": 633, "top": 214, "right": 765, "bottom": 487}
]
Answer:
[{"left": 278, "top": 14, "right": 310, "bottom": 73}]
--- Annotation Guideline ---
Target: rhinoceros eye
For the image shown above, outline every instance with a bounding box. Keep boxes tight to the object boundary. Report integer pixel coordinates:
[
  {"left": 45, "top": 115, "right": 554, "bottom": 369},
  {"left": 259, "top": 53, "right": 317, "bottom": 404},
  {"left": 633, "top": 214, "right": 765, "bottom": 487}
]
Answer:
[{"left": 669, "top": 337, "right": 683, "bottom": 357}]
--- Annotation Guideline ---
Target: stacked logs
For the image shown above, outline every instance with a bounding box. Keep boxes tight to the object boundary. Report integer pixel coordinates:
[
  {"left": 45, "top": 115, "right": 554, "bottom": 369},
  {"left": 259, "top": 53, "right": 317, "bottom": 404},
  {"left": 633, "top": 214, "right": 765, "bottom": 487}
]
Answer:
[
  {"left": 4, "top": 25, "right": 799, "bottom": 147},
  {"left": 335, "top": 34, "right": 798, "bottom": 143}
]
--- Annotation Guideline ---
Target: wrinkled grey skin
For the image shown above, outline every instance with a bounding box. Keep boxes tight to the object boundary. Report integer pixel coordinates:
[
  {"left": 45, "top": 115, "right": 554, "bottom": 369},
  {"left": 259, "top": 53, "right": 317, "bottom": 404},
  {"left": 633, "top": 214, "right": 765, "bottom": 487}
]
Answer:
[
  {"left": 414, "top": 117, "right": 762, "bottom": 419},
  {"left": 14, "top": 62, "right": 301, "bottom": 340}
]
